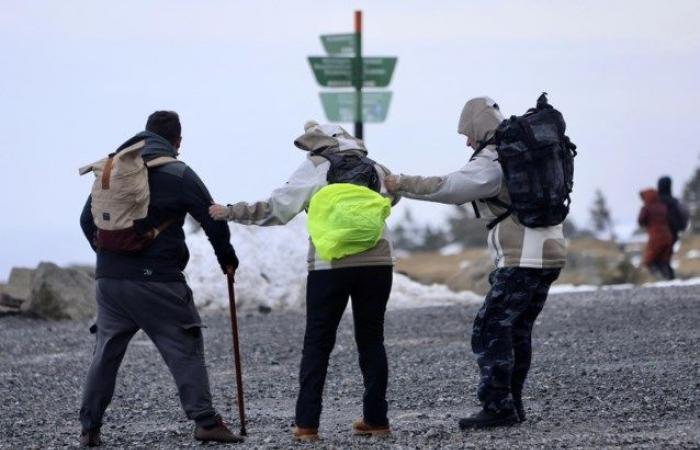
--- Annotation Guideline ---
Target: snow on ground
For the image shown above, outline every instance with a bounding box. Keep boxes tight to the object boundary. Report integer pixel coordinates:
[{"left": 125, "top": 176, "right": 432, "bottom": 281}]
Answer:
[
  {"left": 550, "top": 277, "right": 700, "bottom": 295},
  {"left": 184, "top": 216, "right": 698, "bottom": 310},
  {"left": 185, "top": 216, "right": 477, "bottom": 311},
  {"left": 686, "top": 249, "right": 700, "bottom": 259},
  {"left": 438, "top": 242, "right": 463, "bottom": 256}
]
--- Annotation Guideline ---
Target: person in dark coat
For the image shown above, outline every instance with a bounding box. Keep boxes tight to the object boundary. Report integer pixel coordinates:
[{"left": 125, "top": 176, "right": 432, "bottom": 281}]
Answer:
[
  {"left": 78, "top": 111, "right": 242, "bottom": 446},
  {"left": 638, "top": 189, "right": 674, "bottom": 279},
  {"left": 657, "top": 176, "right": 690, "bottom": 279}
]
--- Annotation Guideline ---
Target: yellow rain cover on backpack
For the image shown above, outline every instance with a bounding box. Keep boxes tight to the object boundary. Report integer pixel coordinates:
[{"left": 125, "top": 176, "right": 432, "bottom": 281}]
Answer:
[{"left": 308, "top": 183, "right": 391, "bottom": 261}]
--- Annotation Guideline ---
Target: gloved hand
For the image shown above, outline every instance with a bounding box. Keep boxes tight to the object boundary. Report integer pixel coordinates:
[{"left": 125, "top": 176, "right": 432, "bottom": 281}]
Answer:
[{"left": 219, "top": 252, "right": 239, "bottom": 275}]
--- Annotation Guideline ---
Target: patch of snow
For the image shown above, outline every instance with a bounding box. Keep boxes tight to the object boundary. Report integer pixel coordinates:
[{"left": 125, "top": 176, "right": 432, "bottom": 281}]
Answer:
[
  {"left": 550, "top": 278, "right": 700, "bottom": 295},
  {"left": 686, "top": 249, "right": 700, "bottom": 259},
  {"left": 458, "top": 260, "right": 471, "bottom": 270},
  {"left": 184, "top": 216, "right": 480, "bottom": 311},
  {"left": 641, "top": 277, "right": 700, "bottom": 288},
  {"left": 439, "top": 243, "right": 463, "bottom": 256}
]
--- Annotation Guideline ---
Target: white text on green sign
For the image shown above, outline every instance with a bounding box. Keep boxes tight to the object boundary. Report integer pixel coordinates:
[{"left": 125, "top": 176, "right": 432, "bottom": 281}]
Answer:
[
  {"left": 308, "top": 57, "right": 397, "bottom": 88},
  {"left": 320, "top": 34, "right": 356, "bottom": 56}
]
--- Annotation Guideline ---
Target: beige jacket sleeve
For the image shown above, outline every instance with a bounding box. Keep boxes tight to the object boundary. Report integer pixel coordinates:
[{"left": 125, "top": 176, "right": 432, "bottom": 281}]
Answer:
[
  {"left": 395, "top": 149, "right": 502, "bottom": 205},
  {"left": 374, "top": 162, "right": 401, "bottom": 206},
  {"left": 225, "top": 159, "right": 328, "bottom": 225}
]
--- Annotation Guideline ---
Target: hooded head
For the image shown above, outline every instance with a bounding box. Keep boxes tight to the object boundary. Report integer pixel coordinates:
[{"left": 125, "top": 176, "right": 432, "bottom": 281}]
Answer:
[
  {"left": 294, "top": 120, "right": 367, "bottom": 155},
  {"left": 657, "top": 176, "right": 672, "bottom": 197},
  {"left": 639, "top": 188, "right": 660, "bottom": 205},
  {"left": 457, "top": 96, "right": 504, "bottom": 147}
]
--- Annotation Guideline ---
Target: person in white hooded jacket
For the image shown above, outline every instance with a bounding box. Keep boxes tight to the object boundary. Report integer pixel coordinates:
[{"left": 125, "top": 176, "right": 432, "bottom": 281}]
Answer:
[
  {"left": 385, "top": 97, "right": 567, "bottom": 430},
  {"left": 210, "top": 121, "right": 399, "bottom": 441}
]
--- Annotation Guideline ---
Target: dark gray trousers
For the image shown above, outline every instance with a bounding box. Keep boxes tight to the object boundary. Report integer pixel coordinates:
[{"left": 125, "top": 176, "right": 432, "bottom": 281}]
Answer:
[{"left": 79, "top": 279, "right": 218, "bottom": 430}]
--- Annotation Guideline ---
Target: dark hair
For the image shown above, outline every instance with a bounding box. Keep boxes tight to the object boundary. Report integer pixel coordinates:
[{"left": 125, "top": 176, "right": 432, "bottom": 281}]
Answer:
[{"left": 146, "top": 111, "right": 181, "bottom": 145}]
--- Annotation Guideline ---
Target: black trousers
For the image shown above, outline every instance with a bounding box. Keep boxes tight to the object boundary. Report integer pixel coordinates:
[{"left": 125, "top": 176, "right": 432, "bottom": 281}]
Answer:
[
  {"left": 294, "top": 266, "right": 393, "bottom": 429},
  {"left": 471, "top": 267, "right": 560, "bottom": 413}
]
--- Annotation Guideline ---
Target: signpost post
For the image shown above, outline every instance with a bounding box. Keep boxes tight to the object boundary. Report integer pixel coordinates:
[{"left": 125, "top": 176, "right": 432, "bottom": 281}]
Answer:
[
  {"left": 353, "top": 10, "right": 363, "bottom": 139},
  {"left": 307, "top": 10, "right": 397, "bottom": 141}
]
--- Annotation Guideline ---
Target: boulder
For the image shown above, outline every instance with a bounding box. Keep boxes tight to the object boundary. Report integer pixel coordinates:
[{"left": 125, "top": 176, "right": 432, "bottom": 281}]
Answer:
[
  {"left": 22, "top": 262, "right": 95, "bottom": 320},
  {"left": 1, "top": 267, "right": 35, "bottom": 308}
]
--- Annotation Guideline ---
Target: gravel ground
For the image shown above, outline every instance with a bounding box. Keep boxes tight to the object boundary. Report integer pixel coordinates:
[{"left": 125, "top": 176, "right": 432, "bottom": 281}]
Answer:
[{"left": 1, "top": 285, "right": 699, "bottom": 449}]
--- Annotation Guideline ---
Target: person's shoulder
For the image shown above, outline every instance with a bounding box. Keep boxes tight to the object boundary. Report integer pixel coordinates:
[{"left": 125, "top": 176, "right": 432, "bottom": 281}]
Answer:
[
  {"left": 476, "top": 146, "right": 499, "bottom": 159},
  {"left": 307, "top": 154, "right": 330, "bottom": 167},
  {"left": 151, "top": 160, "right": 188, "bottom": 178}
]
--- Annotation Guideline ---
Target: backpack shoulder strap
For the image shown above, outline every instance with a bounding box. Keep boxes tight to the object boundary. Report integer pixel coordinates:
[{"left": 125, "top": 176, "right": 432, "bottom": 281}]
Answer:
[{"left": 145, "top": 156, "right": 178, "bottom": 168}]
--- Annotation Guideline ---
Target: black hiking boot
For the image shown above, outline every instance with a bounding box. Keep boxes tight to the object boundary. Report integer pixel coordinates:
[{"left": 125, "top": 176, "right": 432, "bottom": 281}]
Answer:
[
  {"left": 513, "top": 395, "right": 526, "bottom": 422},
  {"left": 79, "top": 428, "right": 102, "bottom": 447},
  {"left": 458, "top": 408, "right": 519, "bottom": 430}
]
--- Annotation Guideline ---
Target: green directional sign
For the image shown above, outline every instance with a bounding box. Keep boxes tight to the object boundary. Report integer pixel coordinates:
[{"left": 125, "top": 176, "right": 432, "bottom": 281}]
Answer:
[
  {"left": 321, "top": 34, "right": 356, "bottom": 55},
  {"left": 362, "top": 57, "right": 397, "bottom": 87},
  {"left": 309, "top": 57, "right": 398, "bottom": 88},
  {"left": 309, "top": 57, "right": 354, "bottom": 87},
  {"left": 320, "top": 92, "right": 392, "bottom": 123}
]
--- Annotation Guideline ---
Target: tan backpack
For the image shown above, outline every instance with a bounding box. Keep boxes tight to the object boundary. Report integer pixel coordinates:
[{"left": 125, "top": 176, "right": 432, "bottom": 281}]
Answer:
[{"left": 79, "top": 139, "right": 177, "bottom": 253}]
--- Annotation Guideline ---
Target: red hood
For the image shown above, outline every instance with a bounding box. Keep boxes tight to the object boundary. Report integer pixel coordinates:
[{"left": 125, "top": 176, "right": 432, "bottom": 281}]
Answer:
[{"left": 640, "top": 188, "right": 659, "bottom": 205}]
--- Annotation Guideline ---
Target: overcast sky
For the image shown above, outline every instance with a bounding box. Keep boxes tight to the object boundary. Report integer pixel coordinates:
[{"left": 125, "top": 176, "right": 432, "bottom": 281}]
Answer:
[{"left": 1, "top": 0, "right": 699, "bottom": 280}]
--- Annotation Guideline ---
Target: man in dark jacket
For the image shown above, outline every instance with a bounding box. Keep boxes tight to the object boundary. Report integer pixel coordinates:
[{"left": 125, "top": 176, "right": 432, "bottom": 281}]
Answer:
[
  {"left": 79, "top": 111, "right": 241, "bottom": 446},
  {"left": 657, "top": 176, "right": 690, "bottom": 279}
]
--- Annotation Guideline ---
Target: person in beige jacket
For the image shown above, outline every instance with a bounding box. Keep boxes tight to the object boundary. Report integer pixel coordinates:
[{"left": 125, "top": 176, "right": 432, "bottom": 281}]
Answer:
[
  {"left": 210, "top": 121, "right": 398, "bottom": 441},
  {"left": 385, "top": 97, "right": 567, "bottom": 430}
]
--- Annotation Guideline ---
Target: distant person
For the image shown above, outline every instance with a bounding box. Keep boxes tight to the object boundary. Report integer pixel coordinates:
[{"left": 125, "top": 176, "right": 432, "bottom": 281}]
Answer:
[
  {"left": 385, "top": 96, "right": 571, "bottom": 430},
  {"left": 638, "top": 188, "right": 674, "bottom": 280},
  {"left": 657, "top": 176, "right": 690, "bottom": 278},
  {"left": 79, "top": 111, "right": 241, "bottom": 446},
  {"left": 209, "top": 121, "right": 398, "bottom": 442}
]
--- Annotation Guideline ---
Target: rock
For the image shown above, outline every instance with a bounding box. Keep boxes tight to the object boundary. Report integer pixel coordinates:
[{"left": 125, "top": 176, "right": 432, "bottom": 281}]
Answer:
[
  {"left": 1, "top": 267, "right": 35, "bottom": 308},
  {"left": 258, "top": 305, "right": 272, "bottom": 314},
  {"left": 68, "top": 265, "right": 96, "bottom": 278},
  {"left": 22, "top": 262, "right": 95, "bottom": 320}
]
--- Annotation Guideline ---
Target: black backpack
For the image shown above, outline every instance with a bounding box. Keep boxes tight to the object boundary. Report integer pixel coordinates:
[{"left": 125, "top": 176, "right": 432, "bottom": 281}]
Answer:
[
  {"left": 473, "top": 93, "right": 577, "bottom": 229},
  {"left": 317, "top": 152, "right": 381, "bottom": 192},
  {"left": 664, "top": 197, "right": 690, "bottom": 235}
]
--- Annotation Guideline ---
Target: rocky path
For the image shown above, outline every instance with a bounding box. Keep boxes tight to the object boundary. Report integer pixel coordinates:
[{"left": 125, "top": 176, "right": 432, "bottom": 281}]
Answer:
[{"left": 1, "top": 285, "right": 699, "bottom": 449}]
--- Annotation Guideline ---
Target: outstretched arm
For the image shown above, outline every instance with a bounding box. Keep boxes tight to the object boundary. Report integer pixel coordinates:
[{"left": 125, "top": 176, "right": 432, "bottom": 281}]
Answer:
[
  {"left": 182, "top": 167, "right": 239, "bottom": 273},
  {"left": 210, "top": 159, "right": 327, "bottom": 226},
  {"left": 385, "top": 154, "right": 502, "bottom": 205}
]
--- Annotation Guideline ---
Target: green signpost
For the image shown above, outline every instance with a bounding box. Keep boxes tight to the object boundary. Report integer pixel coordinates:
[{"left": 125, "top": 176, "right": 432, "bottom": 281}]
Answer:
[
  {"left": 309, "top": 57, "right": 397, "bottom": 88},
  {"left": 320, "top": 92, "right": 392, "bottom": 123},
  {"left": 307, "top": 11, "right": 397, "bottom": 140},
  {"left": 320, "top": 33, "right": 355, "bottom": 55}
]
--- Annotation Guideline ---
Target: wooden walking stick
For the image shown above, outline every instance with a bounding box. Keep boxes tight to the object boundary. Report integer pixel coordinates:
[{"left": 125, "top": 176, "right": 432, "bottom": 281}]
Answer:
[{"left": 226, "top": 270, "right": 247, "bottom": 436}]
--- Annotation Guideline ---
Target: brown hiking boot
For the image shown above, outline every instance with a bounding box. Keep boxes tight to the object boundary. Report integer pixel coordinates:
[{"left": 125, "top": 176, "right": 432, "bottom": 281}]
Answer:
[
  {"left": 292, "top": 426, "right": 320, "bottom": 442},
  {"left": 79, "top": 428, "right": 102, "bottom": 447},
  {"left": 352, "top": 419, "right": 391, "bottom": 437},
  {"left": 194, "top": 417, "right": 244, "bottom": 443}
]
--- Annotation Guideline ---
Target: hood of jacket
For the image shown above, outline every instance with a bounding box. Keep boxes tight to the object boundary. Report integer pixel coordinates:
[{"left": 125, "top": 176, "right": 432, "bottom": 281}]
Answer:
[
  {"left": 657, "top": 176, "right": 672, "bottom": 197},
  {"left": 115, "top": 130, "right": 178, "bottom": 161},
  {"left": 457, "top": 96, "right": 504, "bottom": 144},
  {"left": 294, "top": 121, "right": 367, "bottom": 155},
  {"left": 640, "top": 188, "right": 660, "bottom": 205}
]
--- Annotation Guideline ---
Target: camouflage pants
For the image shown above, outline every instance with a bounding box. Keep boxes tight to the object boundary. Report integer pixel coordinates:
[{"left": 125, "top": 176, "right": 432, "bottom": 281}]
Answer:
[{"left": 471, "top": 267, "right": 560, "bottom": 413}]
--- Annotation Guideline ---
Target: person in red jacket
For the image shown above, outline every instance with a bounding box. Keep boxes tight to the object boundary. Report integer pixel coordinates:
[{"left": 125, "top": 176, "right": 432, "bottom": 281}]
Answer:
[{"left": 638, "top": 189, "right": 674, "bottom": 279}]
